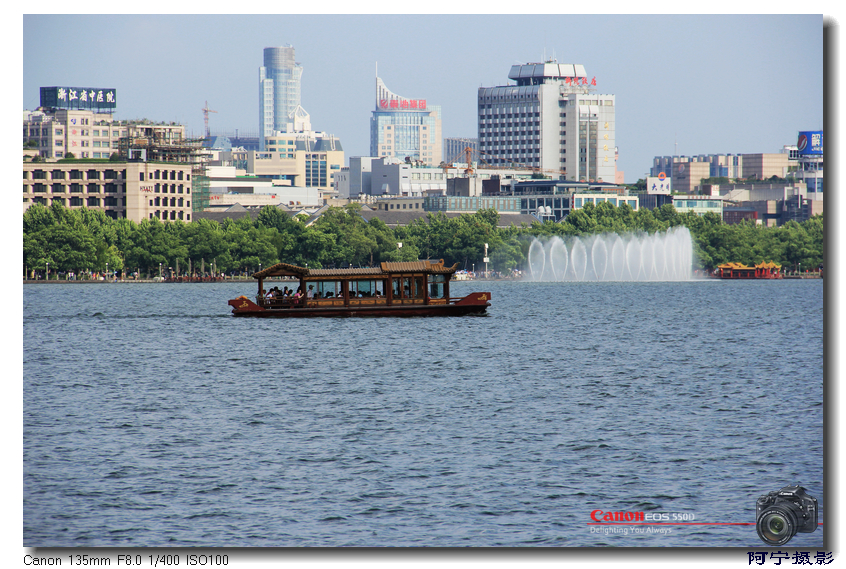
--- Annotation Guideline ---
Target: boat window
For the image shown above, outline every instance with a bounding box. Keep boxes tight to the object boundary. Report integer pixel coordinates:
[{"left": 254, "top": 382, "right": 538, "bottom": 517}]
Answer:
[
  {"left": 413, "top": 276, "right": 425, "bottom": 298},
  {"left": 392, "top": 278, "right": 401, "bottom": 298},
  {"left": 350, "top": 279, "right": 385, "bottom": 297},
  {"left": 430, "top": 274, "right": 445, "bottom": 298},
  {"left": 315, "top": 280, "right": 342, "bottom": 298}
]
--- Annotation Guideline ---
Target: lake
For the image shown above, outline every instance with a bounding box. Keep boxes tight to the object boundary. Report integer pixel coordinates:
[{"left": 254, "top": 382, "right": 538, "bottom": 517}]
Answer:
[{"left": 23, "top": 279, "right": 825, "bottom": 548}]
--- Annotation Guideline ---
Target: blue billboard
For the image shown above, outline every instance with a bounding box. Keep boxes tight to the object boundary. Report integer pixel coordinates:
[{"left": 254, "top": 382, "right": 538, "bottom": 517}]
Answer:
[
  {"left": 40, "top": 86, "right": 116, "bottom": 113},
  {"left": 797, "top": 131, "right": 823, "bottom": 155}
]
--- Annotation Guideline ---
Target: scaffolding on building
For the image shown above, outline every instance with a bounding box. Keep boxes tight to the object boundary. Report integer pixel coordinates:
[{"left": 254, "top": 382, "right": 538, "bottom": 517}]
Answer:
[{"left": 117, "top": 132, "right": 211, "bottom": 213}]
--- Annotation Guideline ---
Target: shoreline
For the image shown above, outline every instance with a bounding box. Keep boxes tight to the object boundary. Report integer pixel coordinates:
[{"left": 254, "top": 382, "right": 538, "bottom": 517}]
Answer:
[{"left": 22, "top": 275, "right": 822, "bottom": 285}]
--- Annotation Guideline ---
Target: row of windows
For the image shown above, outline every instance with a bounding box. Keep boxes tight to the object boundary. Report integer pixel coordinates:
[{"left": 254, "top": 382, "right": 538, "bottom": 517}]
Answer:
[
  {"left": 382, "top": 125, "right": 429, "bottom": 130},
  {"left": 478, "top": 112, "right": 541, "bottom": 119},
  {"left": 26, "top": 183, "right": 121, "bottom": 194},
  {"left": 477, "top": 158, "right": 540, "bottom": 166},
  {"left": 480, "top": 140, "right": 541, "bottom": 147},
  {"left": 410, "top": 173, "right": 444, "bottom": 180},
  {"left": 27, "top": 169, "right": 123, "bottom": 180},
  {"left": 24, "top": 127, "right": 130, "bottom": 138},
  {"left": 573, "top": 197, "right": 635, "bottom": 208},
  {"left": 479, "top": 131, "right": 541, "bottom": 138},
  {"left": 27, "top": 196, "right": 124, "bottom": 207},
  {"left": 139, "top": 170, "right": 189, "bottom": 181},
  {"left": 479, "top": 121, "right": 540, "bottom": 129},
  {"left": 153, "top": 184, "right": 190, "bottom": 194},
  {"left": 150, "top": 210, "right": 190, "bottom": 221},
  {"left": 675, "top": 200, "right": 721, "bottom": 209},
  {"left": 148, "top": 197, "right": 189, "bottom": 208}
]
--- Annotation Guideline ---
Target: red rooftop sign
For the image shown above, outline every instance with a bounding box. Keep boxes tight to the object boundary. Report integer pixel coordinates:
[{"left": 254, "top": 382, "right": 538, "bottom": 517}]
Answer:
[
  {"left": 379, "top": 99, "right": 426, "bottom": 110},
  {"left": 564, "top": 77, "right": 597, "bottom": 86}
]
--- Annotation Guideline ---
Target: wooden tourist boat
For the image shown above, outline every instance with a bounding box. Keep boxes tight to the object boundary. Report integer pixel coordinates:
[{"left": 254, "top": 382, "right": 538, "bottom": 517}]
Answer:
[
  {"left": 713, "top": 262, "right": 783, "bottom": 279},
  {"left": 228, "top": 260, "right": 491, "bottom": 317}
]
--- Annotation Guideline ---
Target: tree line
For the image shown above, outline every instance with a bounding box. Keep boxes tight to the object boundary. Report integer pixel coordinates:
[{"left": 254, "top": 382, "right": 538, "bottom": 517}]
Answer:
[{"left": 23, "top": 201, "right": 823, "bottom": 278}]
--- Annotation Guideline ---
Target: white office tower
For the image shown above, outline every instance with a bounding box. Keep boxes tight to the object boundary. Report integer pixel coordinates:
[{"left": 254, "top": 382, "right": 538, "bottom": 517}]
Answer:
[{"left": 478, "top": 61, "right": 616, "bottom": 182}]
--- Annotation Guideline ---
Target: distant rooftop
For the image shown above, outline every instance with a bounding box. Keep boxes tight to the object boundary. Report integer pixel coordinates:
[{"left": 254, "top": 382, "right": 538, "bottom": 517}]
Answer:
[{"left": 508, "top": 61, "right": 587, "bottom": 85}]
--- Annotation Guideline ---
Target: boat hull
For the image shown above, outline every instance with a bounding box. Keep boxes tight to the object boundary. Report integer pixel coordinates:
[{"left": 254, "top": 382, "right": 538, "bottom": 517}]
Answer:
[{"left": 228, "top": 293, "right": 491, "bottom": 317}]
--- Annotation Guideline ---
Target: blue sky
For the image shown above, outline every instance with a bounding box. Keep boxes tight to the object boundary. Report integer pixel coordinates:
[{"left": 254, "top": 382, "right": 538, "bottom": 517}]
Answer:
[{"left": 22, "top": 14, "right": 825, "bottom": 182}]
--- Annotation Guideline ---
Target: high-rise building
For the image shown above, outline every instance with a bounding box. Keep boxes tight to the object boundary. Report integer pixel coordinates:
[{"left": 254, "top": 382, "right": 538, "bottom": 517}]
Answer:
[
  {"left": 259, "top": 45, "right": 303, "bottom": 150},
  {"left": 478, "top": 61, "right": 616, "bottom": 182},
  {"left": 370, "top": 77, "right": 442, "bottom": 167}
]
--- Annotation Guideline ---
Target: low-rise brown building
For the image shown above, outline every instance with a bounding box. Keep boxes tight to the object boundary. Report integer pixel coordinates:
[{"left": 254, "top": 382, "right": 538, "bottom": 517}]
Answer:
[{"left": 23, "top": 161, "right": 195, "bottom": 223}]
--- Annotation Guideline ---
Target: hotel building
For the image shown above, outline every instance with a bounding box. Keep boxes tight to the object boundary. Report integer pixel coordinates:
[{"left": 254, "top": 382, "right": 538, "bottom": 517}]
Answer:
[
  {"left": 478, "top": 61, "right": 616, "bottom": 182},
  {"left": 24, "top": 161, "right": 195, "bottom": 223}
]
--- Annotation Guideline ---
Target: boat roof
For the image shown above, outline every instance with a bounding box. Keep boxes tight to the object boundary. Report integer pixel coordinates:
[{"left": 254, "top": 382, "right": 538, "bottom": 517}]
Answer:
[{"left": 253, "top": 259, "right": 459, "bottom": 280}]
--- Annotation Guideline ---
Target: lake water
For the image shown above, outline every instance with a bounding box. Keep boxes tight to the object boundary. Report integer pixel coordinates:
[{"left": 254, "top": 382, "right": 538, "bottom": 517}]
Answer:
[{"left": 23, "top": 279, "right": 825, "bottom": 548}]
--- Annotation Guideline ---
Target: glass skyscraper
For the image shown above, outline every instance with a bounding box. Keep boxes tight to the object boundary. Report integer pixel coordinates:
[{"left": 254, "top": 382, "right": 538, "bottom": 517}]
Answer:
[
  {"left": 259, "top": 45, "right": 303, "bottom": 150},
  {"left": 370, "top": 77, "right": 441, "bottom": 167}
]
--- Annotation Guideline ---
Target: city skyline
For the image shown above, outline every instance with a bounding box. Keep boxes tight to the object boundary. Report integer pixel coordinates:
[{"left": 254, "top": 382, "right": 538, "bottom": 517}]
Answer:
[{"left": 22, "top": 14, "right": 825, "bottom": 182}]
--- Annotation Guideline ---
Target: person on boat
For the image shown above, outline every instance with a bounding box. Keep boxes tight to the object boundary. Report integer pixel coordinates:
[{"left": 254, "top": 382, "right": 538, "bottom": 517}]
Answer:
[
  {"left": 307, "top": 285, "right": 315, "bottom": 299},
  {"left": 293, "top": 287, "right": 303, "bottom": 303}
]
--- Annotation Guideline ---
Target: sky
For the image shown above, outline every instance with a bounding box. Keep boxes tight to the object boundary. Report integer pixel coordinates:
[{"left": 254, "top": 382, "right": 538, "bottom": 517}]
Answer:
[{"left": 21, "top": 13, "right": 826, "bottom": 183}]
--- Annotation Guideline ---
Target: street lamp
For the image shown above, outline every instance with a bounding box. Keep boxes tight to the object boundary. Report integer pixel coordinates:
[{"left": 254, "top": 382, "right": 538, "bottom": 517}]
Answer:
[
  {"left": 46, "top": 261, "right": 49, "bottom": 281},
  {"left": 106, "top": 262, "right": 109, "bottom": 281},
  {"left": 159, "top": 262, "right": 162, "bottom": 279}
]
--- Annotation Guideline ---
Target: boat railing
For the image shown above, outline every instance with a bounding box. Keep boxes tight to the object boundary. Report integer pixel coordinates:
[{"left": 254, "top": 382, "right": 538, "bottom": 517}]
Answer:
[{"left": 259, "top": 296, "right": 305, "bottom": 309}]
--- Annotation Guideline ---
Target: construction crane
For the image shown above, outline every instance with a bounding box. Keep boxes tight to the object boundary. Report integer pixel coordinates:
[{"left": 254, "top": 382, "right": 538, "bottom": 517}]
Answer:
[
  {"left": 201, "top": 101, "right": 218, "bottom": 139},
  {"left": 441, "top": 146, "right": 479, "bottom": 177}
]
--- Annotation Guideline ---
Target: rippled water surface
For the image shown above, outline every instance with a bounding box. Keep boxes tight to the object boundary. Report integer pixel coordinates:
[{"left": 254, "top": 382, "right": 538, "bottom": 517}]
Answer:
[{"left": 23, "top": 279, "right": 825, "bottom": 547}]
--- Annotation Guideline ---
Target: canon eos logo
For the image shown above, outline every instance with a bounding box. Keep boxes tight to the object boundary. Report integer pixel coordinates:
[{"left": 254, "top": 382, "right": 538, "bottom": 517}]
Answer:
[{"left": 591, "top": 510, "right": 645, "bottom": 522}]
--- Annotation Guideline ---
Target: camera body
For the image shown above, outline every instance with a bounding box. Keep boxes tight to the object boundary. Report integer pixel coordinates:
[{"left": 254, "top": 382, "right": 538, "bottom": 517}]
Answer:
[{"left": 756, "top": 485, "right": 818, "bottom": 545}]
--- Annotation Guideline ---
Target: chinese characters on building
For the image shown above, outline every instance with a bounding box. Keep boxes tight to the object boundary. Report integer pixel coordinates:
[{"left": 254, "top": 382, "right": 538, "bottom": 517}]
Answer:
[
  {"left": 564, "top": 76, "right": 597, "bottom": 86},
  {"left": 379, "top": 99, "right": 427, "bottom": 110}
]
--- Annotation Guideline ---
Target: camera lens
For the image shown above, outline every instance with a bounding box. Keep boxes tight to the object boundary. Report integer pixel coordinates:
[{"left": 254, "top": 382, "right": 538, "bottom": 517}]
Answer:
[{"left": 757, "top": 507, "right": 798, "bottom": 546}]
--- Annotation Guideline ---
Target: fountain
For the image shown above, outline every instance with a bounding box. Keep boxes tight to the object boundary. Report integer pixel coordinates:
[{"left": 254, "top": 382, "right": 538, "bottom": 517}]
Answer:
[{"left": 526, "top": 226, "right": 694, "bottom": 281}]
